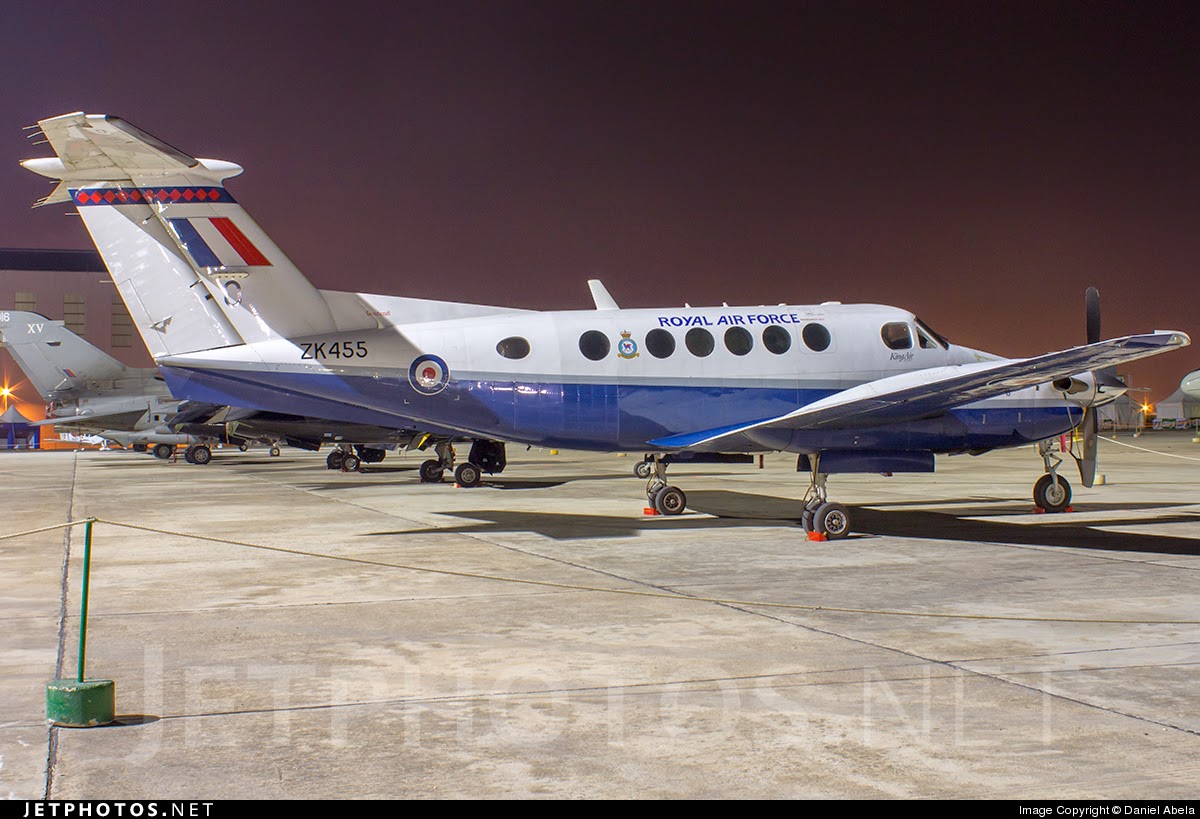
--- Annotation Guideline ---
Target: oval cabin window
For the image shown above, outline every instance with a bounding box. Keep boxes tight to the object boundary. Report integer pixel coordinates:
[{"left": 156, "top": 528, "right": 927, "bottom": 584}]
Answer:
[
  {"left": 802, "top": 323, "right": 831, "bottom": 352},
  {"left": 645, "top": 328, "right": 676, "bottom": 359},
  {"left": 579, "top": 330, "right": 610, "bottom": 361},
  {"left": 724, "top": 326, "right": 753, "bottom": 356},
  {"left": 762, "top": 325, "right": 791, "bottom": 355},
  {"left": 686, "top": 328, "right": 715, "bottom": 357},
  {"left": 496, "top": 336, "right": 531, "bottom": 359}
]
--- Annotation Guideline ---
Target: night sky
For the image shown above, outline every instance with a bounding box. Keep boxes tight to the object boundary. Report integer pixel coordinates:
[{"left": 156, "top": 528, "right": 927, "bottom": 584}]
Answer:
[{"left": 1, "top": 1, "right": 1197, "bottom": 401}]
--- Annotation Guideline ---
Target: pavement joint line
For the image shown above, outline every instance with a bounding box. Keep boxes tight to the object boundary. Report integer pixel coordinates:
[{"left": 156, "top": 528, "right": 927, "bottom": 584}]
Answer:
[
  {"left": 951, "top": 638, "right": 1200, "bottom": 664},
  {"left": 45, "top": 452, "right": 78, "bottom": 802},
  {"left": 111, "top": 664, "right": 992, "bottom": 723}
]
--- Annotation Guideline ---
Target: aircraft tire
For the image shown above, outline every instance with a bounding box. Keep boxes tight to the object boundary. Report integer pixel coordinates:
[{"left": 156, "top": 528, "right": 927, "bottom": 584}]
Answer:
[
  {"left": 239, "top": 442, "right": 250, "bottom": 452},
  {"left": 183, "top": 446, "right": 197, "bottom": 464},
  {"left": 455, "top": 462, "right": 482, "bottom": 488},
  {"left": 419, "top": 459, "right": 445, "bottom": 483},
  {"left": 153, "top": 443, "right": 174, "bottom": 460},
  {"left": 270, "top": 446, "right": 281, "bottom": 457},
  {"left": 653, "top": 485, "right": 687, "bottom": 516},
  {"left": 801, "top": 500, "right": 822, "bottom": 533},
  {"left": 326, "top": 451, "right": 344, "bottom": 470},
  {"left": 634, "top": 461, "right": 652, "bottom": 479},
  {"left": 1033, "top": 474, "right": 1071, "bottom": 513},
  {"left": 191, "top": 445, "right": 213, "bottom": 465},
  {"left": 341, "top": 454, "right": 361, "bottom": 472},
  {"left": 813, "top": 502, "right": 851, "bottom": 539}
]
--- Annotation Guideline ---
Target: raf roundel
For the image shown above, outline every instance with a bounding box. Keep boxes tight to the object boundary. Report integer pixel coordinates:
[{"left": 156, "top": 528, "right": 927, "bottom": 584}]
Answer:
[{"left": 408, "top": 354, "right": 450, "bottom": 396}]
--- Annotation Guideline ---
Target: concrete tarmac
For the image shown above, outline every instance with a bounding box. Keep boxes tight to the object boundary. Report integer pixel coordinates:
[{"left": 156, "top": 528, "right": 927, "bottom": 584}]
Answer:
[{"left": 2, "top": 434, "right": 1199, "bottom": 799}]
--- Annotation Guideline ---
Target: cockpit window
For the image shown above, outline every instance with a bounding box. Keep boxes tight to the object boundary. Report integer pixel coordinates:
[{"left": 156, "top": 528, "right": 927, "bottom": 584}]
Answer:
[
  {"left": 880, "top": 322, "right": 913, "bottom": 350},
  {"left": 914, "top": 317, "right": 949, "bottom": 349}
]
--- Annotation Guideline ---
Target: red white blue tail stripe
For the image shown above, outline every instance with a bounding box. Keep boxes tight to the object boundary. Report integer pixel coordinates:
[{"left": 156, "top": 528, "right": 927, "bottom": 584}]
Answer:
[{"left": 168, "top": 217, "right": 272, "bottom": 268}]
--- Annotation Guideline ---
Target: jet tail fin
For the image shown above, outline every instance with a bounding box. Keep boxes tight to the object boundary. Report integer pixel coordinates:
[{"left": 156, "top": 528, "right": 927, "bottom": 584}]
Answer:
[
  {"left": 0, "top": 311, "right": 127, "bottom": 398},
  {"left": 21, "top": 113, "right": 338, "bottom": 358}
]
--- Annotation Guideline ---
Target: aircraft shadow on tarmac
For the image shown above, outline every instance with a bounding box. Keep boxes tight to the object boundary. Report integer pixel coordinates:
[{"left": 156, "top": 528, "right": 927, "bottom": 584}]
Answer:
[{"left": 367, "top": 490, "right": 1200, "bottom": 555}]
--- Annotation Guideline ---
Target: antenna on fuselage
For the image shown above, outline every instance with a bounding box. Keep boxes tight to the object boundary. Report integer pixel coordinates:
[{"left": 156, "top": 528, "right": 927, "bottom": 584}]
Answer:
[{"left": 588, "top": 279, "right": 619, "bottom": 310}]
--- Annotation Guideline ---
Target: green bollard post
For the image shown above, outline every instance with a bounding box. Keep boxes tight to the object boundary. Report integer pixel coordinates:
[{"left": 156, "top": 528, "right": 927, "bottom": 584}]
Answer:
[{"left": 47, "top": 518, "right": 115, "bottom": 727}]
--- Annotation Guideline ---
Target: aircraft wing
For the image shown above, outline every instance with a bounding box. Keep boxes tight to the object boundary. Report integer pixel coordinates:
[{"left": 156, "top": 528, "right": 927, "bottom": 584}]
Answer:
[{"left": 649, "top": 330, "right": 1190, "bottom": 450}]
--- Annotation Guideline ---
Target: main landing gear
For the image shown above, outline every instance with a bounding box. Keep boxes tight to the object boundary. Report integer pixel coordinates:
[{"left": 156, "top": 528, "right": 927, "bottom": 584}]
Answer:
[
  {"left": 419, "top": 440, "right": 507, "bottom": 487},
  {"left": 799, "top": 454, "right": 851, "bottom": 540},
  {"left": 183, "top": 444, "right": 212, "bottom": 465},
  {"left": 325, "top": 443, "right": 360, "bottom": 472},
  {"left": 643, "top": 455, "right": 687, "bottom": 515},
  {"left": 1033, "top": 440, "right": 1072, "bottom": 513}
]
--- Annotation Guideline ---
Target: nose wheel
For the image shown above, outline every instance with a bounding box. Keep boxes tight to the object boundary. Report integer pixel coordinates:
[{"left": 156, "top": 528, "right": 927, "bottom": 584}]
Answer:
[{"left": 1034, "top": 441, "right": 1073, "bottom": 512}]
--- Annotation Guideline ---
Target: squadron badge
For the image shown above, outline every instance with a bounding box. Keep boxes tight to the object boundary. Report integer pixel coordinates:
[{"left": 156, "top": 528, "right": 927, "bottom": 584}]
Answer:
[{"left": 617, "top": 331, "right": 639, "bottom": 359}]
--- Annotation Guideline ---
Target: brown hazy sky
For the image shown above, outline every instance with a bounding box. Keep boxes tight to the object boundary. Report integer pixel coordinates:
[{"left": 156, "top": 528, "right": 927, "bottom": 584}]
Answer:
[{"left": 1, "top": 1, "right": 1197, "bottom": 400}]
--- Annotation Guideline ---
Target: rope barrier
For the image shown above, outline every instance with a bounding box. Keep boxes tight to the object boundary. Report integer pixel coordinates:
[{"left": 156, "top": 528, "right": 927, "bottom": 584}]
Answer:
[
  {"left": 1100, "top": 436, "right": 1200, "bottom": 463},
  {"left": 6, "top": 516, "right": 1199, "bottom": 625}
]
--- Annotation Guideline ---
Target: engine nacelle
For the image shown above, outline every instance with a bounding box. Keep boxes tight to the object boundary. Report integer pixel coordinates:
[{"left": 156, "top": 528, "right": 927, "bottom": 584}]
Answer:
[{"left": 1052, "top": 372, "right": 1125, "bottom": 408}]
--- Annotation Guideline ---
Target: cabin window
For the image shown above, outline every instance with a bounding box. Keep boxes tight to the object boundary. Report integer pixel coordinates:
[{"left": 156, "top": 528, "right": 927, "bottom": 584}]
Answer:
[
  {"left": 496, "top": 336, "right": 531, "bottom": 359},
  {"left": 579, "top": 330, "right": 610, "bottom": 361},
  {"left": 645, "top": 328, "right": 676, "bottom": 359},
  {"left": 762, "top": 325, "right": 791, "bottom": 355},
  {"left": 802, "top": 323, "right": 831, "bottom": 352},
  {"left": 686, "top": 327, "right": 714, "bottom": 357},
  {"left": 724, "top": 326, "right": 753, "bottom": 356},
  {"left": 880, "top": 322, "right": 913, "bottom": 350}
]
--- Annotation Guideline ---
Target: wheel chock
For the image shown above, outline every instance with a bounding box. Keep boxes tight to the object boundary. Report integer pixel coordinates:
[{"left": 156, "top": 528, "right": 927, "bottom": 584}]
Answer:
[
  {"left": 643, "top": 507, "right": 660, "bottom": 516},
  {"left": 806, "top": 531, "right": 827, "bottom": 542}
]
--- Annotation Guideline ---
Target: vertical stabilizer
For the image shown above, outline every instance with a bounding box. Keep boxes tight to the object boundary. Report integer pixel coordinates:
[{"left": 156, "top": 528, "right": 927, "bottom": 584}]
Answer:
[
  {"left": 0, "top": 311, "right": 127, "bottom": 398},
  {"left": 21, "top": 113, "right": 338, "bottom": 358}
]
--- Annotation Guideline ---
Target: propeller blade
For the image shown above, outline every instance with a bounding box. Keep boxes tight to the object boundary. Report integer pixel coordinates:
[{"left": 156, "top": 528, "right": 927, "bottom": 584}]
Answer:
[
  {"left": 1078, "top": 406, "right": 1098, "bottom": 488},
  {"left": 1086, "top": 286, "right": 1101, "bottom": 345}
]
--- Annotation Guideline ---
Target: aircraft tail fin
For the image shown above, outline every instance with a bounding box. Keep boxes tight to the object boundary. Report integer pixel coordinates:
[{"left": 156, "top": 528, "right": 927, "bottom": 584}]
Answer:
[
  {"left": 21, "top": 113, "right": 337, "bottom": 358},
  {"left": 0, "top": 310, "right": 127, "bottom": 398}
]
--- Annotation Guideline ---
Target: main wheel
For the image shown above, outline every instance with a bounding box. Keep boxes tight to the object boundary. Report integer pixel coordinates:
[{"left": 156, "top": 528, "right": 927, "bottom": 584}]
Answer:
[
  {"left": 419, "top": 459, "right": 445, "bottom": 483},
  {"left": 455, "top": 462, "right": 482, "bottom": 487},
  {"left": 813, "top": 502, "right": 851, "bottom": 540},
  {"left": 653, "top": 485, "right": 687, "bottom": 516},
  {"left": 634, "top": 461, "right": 653, "bottom": 479},
  {"left": 1033, "top": 474, "right": 1072, "bottom": 512},
  {"left": 153, "top": 443, "right": 174, "bottom": 460},
  {"left": 238, "top": 442, "right": 250, "bottom": 452},
  {"left": 191, "top": 445, "right": 212, "bottom": 465},
  {"left": 341, "top": 454, "right": 361, "bottom": 472},
  {"left": 269, "top": 446, "right": 281, "bottom": 457},
  {"left": 326, "top": 451, "right": 344, "bottom": 470},
  {"left": 183, "top": 446, "right": 197, "bottom": 464}
]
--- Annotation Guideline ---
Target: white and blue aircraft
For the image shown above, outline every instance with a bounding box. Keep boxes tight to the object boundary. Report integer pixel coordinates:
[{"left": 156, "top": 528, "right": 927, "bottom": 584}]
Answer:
[{"left": 20, "top": 112, "right": 1191, "bottom": 537}]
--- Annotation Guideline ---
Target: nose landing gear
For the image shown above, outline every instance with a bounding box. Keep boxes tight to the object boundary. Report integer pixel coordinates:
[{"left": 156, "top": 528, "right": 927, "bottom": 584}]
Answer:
[{"left": 1033, "top": 440, "right": 1073, "bottom": 513}]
